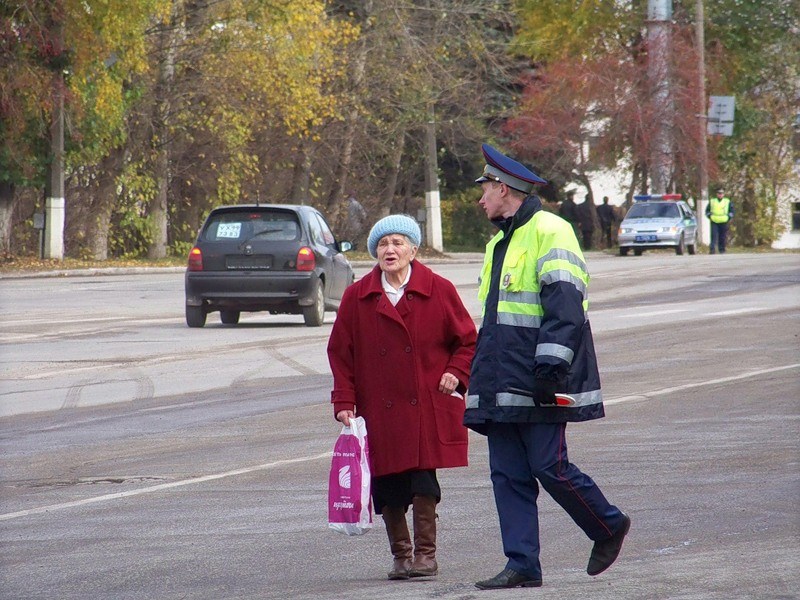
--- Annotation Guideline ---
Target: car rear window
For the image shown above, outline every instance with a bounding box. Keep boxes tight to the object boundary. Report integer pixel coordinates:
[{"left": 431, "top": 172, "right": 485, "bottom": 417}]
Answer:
[
  {"left": 626, "top": 203, "right": 680, "bottom": 219},
  {"left": 202, "top": 210, "right": 301, "bottom": 242}
]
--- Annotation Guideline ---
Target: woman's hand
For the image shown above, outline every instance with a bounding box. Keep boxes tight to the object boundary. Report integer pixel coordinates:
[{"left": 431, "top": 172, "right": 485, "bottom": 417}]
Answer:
[
  {"left": 336, "top": 410, "right": 354, "bottom": 426},
  {"left": 438, "top": 371, "right": 460, "bottom": 394}
]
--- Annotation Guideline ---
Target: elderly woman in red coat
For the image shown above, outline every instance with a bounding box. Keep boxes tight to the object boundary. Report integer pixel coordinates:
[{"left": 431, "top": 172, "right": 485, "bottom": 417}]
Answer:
[{"left": 327, "top": 214, "right": 476, "bottom": 581}]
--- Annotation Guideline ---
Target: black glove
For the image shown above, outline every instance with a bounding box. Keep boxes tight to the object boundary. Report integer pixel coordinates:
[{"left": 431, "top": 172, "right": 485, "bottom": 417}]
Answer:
[{"left": 532, "top": 378, "right": 558, "bottom": 406}]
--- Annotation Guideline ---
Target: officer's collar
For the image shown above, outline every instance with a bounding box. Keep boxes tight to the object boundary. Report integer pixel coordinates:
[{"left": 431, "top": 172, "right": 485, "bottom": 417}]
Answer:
[{"left": 493, "top": 195, "right": 542, "bottom": 234}]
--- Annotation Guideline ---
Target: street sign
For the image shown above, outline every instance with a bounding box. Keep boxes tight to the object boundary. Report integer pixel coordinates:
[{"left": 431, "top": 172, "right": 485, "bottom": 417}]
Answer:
[
  {"left": 708, "top": 95, "right": 735, "bottom": 136},
  {"left": 709, "top": 96, "right": 735, "bottom": 121}
]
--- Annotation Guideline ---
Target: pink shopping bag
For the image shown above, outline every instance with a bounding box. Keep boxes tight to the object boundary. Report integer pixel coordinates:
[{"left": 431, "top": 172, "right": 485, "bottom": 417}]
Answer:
[{"left": 328, "top": 416, "right": 373, "bottom": 535}]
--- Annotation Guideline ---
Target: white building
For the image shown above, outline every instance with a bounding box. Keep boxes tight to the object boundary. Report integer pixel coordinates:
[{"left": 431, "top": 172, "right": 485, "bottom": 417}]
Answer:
[{"left": 772, "top": 162, "right": 800, "bottom": 249}]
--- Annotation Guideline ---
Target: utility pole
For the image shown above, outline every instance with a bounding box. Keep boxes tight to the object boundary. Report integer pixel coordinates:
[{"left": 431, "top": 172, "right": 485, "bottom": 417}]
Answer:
[
  {"left": 695, "top": 0, "right": 709, "bottom": 245},
  {"left": 44, "top": 10, "right": 65, "bottom": 260},
  {"left": 423, "top": 105, "right": 443, "bottom": 252},
  {"left": 646, "top": 0, "right": 674, "bottom": 195}
]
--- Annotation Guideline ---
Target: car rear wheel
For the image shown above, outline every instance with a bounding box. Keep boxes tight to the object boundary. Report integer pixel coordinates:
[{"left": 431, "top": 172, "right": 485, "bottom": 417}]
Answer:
[
  {"left": 619, "top": 247, "right": 629, "bottom": 256},
  {"left": 303, "top": 280, "right": 325, "bottom": 327},
  {"left": 186, "top": 305, "right": 207, "bottom": 328},
  {"left": 634, "top": 248, "right": 643, "bottom": 256},
  {"left": 687, "top": 235, "right": 696, "bottom": 255},
  {"left": 675, "top": 234, "right": 685, "bottom": 255},
  {"left": 220, "top": 309, "right": 240, "bottom": 325}
]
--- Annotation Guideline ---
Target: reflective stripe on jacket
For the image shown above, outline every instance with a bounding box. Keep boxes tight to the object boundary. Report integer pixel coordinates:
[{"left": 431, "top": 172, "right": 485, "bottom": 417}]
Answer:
[
  {"left": 464, "top": 196, "right": 604, "bottom": 433},
  {"left": 708, "top": 197, "right": 732, "bottom": 223}
]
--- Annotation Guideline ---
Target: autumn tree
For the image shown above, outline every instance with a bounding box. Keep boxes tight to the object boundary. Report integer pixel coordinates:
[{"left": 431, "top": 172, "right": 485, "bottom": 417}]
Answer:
[
  {"left": 700, "top": 0, "right": 799, "bottom": 246},
  {"left": 0, "top": 2, "right": 52, "bottom": 252},
  {"left": 508, "top": 0, "right": 719, "bottom": 205},
  {"left": 302, "top": 0, "right": 524, "bottom": 240},
  {"left": 68, "top": 0, "right": 355, "bottom": 258},
  {"left": 507, "top": 0, "right": 798, "bottom": 252},
  {"left": 1, "top": 0, "right": 169, "bottom": 257},
  {"left": 2, "top": 1, "right": 533, "bottom": 258}
]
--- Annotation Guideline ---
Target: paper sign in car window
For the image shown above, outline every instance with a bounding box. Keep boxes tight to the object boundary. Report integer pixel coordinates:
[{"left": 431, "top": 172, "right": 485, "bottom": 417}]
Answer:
[{"left": 217, "top": 222, "right": 242, "bottom": 238}]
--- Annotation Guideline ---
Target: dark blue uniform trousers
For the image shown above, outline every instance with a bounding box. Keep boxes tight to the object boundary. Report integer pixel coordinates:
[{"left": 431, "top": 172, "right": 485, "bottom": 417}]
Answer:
[
  {"left": 487, "top": 422, "right": 625, "bottom": 578},
  {"left": 710, "top": 221, "right": 729, "bottom": 253}
]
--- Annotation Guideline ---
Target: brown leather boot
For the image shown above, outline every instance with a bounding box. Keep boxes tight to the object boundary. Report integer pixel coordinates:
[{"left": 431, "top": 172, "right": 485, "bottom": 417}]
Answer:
[
  {"left": 382, "top": 506, "right": 412, "bottom": 580},
  {"left": 409, "top": 495, "right": 438, "bottom": 577}
]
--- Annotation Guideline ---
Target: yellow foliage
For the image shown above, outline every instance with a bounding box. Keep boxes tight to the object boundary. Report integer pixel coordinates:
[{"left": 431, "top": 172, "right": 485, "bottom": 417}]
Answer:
[
  {"left": 513, "top": 0, "right": 638, "bottom": 62},
  {"left": 58, "top": 0, "right": 172, "bottom": 162},
  {"left": 198, "top": 0, "right": 357, "bottom": 137}
]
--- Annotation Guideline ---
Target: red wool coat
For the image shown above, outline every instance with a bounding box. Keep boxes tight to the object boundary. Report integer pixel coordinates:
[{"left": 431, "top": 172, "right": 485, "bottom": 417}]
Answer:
[{"left": 327, "top": 260, "right": 477, "bottom": 477}]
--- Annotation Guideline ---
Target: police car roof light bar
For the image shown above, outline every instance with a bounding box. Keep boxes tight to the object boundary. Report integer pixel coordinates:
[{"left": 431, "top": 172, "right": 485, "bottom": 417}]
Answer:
[{"left": 633, "top": 193, "right": 682, "bottom": 202}]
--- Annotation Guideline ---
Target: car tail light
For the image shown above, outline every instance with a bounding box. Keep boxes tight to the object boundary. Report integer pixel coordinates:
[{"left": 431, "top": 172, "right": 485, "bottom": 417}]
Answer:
[
  {"left": 296, "top": 247, "right": 315, "bottom": 271},
  {"left": 187, "top": 247, "right": 203, "bottom": 271}
]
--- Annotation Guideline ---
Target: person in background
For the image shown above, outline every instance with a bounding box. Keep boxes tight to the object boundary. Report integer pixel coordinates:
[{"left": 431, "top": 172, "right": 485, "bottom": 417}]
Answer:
[
  {"left": 466, "top": 144, "right": 630, "bottom": 590},
  {"left": 597, "top": 196, "right": 615, "bottom": 249},
  {"left": 578, "top": 193, "right": 596, "bottom": 250},
  {"left": 327, "top": 214, "right": 477, "bottom": 581},
  {"left": 341, "top": 193, "right": 367, "bottom": 247},
  {"left": 706, "top": 189, "right": 734, "bottom": 254},
  {"left": 558, "top": 190, "right": 580, "bottom": 240}
]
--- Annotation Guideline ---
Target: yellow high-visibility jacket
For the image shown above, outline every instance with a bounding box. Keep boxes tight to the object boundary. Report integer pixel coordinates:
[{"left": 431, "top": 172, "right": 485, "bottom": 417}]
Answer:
[
  {"left": 464, "top": 197, "right": 604, "bottom": 433},
  {"left": 707, "top": 196, "right": 733, "bottom": 224}
]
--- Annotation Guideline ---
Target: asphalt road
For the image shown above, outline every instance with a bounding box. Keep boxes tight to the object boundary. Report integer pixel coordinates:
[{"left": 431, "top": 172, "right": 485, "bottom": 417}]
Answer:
[{"left": 1, "top": 252, "right": 799, "bottom": 599}]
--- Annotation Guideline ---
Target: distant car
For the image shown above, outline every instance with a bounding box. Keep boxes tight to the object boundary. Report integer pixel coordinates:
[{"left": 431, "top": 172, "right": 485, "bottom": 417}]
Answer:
[
  {"left": 184, "top": 204, "right": 354, "bottom": 327},
  {"left": 617, "top": 197, "right": 698, "bottom": 256}
]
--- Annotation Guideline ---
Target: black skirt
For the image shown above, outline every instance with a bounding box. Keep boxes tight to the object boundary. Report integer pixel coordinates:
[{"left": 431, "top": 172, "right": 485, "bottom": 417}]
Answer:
[{"left": 372, "top": 469, "right": 441, "bottom": 514}]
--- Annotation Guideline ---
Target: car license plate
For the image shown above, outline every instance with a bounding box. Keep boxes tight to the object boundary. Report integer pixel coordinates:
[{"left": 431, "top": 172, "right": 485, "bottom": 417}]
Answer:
[
  {"left": 634, "top": 235, "right": 657, "bottom": 243},
  {"left": 226, "top": 255, "right": 272, "bottom": 270}
]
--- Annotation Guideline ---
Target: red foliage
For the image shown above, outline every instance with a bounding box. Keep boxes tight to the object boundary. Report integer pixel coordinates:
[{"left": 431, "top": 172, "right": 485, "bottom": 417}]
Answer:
[{"left": 504, "top": 23, "right": 721, "bottom": 193}]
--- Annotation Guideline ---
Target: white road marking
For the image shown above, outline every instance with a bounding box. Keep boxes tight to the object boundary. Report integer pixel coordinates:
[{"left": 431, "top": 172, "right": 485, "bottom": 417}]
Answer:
[
  {"left": 707, "top": 308, "right": 762, "bottom": 317},
  {"left": 605, "top": 363, "right": 800, "bottom": 405},
  {"left": 0, "top": 317, "right": 180, "bottom": 343},
  {"left": 18, "top": 355, "right": 186, "bottom": 380},
  {"left": 4, "top": 363, "right": 799, "bottom": 522},
  {"left": 0, "top": 451, "right": 331, "bottom": 522},
  {"left": 0, "top": 333, "right": 42, "bottom": 342},
  {"left": 0, "top": 316, "right": 126, "bottom": 327},
  {"left": 619, "top": 308, "right": 688, "bottom": 318},
  {"left": 590, "top": 266, "right": 671, "bottom": 278}
]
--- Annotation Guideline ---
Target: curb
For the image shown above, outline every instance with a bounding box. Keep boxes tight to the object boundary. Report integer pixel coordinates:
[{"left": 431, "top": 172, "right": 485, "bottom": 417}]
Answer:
[
  {"left": 0, "top": 266, "right": 187, "bottom": 280},
  {"left": 0, "top": 254, "right": 487, "bottom": 280}
]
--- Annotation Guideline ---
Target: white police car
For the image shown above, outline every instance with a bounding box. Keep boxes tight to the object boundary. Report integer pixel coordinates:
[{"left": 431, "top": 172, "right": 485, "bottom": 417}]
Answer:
[{"left": 617, "top": 195, "right": 698, "bottom": 256}]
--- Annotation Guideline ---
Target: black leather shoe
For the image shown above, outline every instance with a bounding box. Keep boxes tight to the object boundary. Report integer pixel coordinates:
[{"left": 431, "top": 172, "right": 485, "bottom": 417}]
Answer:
[
  {"left": 475, "top": 567, "right": 542, "bottom": 590},
  {"left": 587, "top": 513, "right": 631, "bottom": 576}
]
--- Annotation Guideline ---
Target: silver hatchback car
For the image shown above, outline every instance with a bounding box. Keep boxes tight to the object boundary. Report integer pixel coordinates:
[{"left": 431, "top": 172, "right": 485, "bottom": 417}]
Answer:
[{"left": 617, "top": 196, "right": 698, "bottom": 256}]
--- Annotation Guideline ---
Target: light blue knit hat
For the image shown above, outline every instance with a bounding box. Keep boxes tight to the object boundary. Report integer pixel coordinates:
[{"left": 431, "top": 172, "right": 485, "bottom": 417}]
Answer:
[{"left": 367, "top": 214, "right": 421, "bottom": 258}]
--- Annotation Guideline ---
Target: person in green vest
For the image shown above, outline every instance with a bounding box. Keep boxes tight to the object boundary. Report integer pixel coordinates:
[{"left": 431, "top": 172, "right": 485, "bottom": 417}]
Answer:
[{"left": 706, "top": 189, "right": 734, "bottom": 254}]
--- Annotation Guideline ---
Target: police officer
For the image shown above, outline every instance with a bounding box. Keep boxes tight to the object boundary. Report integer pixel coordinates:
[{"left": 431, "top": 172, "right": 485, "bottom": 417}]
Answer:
[
  {"left": 706, "top": 189, "right": 734, "bottom": 254},
  {"left": 466, "top": 144, "right": 630, "bottom": 590}
]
